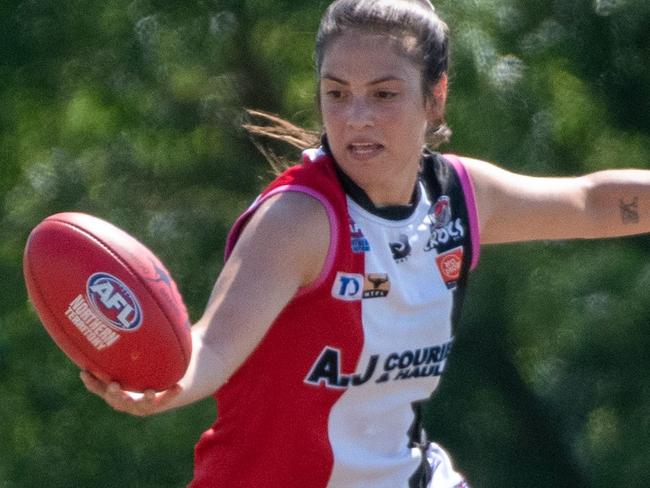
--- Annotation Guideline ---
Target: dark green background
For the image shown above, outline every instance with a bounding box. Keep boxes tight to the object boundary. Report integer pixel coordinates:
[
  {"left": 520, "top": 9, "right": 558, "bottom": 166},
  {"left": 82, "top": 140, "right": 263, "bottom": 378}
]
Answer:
[{"left": 1, "top": 0, "right": 649, "bottom": 486}]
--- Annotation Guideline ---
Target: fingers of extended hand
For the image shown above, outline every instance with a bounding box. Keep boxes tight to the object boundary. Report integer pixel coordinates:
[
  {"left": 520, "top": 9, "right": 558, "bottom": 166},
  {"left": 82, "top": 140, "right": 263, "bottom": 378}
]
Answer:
[
  {"left": 132, "top": 385, "right": 182, "bottom": 416},
  {"left": 154, "top": 384, "right": 182, "bottom": 410},
  {"left": 80, "top": 371, "right": 106, "bottom": 397},
  {"left": 80, "top": 371, "right": 182, "bottom": 416},
  {"left": 105, "top": 381, "right": 138, "bottom": 414}
]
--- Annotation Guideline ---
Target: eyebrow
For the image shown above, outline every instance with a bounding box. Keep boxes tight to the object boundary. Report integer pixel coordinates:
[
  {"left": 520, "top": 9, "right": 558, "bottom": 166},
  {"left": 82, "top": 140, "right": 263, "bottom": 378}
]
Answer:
[{"left": 321, "top": 74, "right": 405, "bottom": 86}]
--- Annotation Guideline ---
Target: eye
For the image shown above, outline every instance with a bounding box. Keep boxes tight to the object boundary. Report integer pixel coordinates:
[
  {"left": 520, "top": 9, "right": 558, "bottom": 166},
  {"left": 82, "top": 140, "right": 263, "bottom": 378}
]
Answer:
[
  {"left": 376, "top": 90, "right": 398, "bottom": 100},
  {"left": 325, "top": 90, "right": 343, "bottom": 99}
]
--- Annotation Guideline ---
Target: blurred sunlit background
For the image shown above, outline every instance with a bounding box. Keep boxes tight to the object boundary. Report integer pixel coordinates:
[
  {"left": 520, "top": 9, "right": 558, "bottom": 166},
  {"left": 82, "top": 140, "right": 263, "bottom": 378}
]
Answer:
[{"left": 1, "top": 0, "right": 649, "bottom": 486}]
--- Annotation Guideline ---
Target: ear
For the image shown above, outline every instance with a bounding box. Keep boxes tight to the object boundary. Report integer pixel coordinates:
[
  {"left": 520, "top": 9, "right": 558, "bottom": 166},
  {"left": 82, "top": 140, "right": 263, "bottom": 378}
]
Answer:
[
  {"left": 434, "top": 73, "right": 448, "bottom": 105},
  {"left": 426, "top": 73, "right": 448, "bottom": 122}
]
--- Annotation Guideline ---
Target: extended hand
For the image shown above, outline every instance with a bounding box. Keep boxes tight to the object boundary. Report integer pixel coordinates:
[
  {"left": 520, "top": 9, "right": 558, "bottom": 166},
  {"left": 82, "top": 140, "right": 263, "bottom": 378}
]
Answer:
[{"left": 80, "top": 371, "right": 183, "bottom": 417}]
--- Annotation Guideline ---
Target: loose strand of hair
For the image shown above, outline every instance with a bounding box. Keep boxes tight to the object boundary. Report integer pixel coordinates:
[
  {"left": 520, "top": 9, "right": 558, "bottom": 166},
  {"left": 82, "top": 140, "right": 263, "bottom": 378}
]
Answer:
[{"left": 242, "top": 109, "right": 321, "bottom": 174}]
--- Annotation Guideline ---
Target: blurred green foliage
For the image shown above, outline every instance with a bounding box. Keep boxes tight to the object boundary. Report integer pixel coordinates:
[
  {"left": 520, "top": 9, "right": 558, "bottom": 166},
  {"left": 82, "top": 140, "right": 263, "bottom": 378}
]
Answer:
[{"left": 1, "top": 0, "right": 649, "bottom": 486}]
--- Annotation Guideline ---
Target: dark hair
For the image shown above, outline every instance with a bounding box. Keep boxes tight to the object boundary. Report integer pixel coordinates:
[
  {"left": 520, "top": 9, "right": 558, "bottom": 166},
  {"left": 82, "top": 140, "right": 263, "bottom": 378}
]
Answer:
[
  {"left": 316, "top": 0, "right": 449, "bottom": 105},
  {"left": 243, "top": 0, "right": 451, "bottom": 161}
]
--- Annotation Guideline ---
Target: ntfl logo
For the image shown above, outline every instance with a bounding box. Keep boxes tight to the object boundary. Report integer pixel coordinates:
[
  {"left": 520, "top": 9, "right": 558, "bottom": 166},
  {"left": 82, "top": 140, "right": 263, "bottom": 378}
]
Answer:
[{"left": 86, "top": 273, "right": 143, "bottom": 331}]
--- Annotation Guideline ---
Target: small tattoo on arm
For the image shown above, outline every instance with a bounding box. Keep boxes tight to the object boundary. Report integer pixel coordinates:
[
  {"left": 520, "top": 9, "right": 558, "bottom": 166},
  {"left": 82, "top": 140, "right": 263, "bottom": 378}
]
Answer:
[{"left": 619, "top": 197, "right": 639, "bottom": 224}]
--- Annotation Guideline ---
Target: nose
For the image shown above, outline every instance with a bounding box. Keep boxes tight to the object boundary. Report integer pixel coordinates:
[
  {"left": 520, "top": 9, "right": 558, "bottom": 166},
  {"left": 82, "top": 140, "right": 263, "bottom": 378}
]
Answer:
[{"left": 346, "top": 96, "right": 374, "bottom": 130}]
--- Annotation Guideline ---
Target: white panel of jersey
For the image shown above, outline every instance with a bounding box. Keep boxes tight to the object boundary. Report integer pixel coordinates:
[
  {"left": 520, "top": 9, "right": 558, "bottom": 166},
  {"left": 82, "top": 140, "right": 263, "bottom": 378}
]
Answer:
[{"left": 326, "top": 185, "right": 464, "bottom": 487}]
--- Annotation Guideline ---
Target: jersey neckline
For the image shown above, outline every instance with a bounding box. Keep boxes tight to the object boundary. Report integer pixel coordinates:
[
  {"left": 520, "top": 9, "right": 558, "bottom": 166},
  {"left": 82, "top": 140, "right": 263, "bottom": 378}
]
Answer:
[
  {"left": 333, "top": 163, "right": 421, "bottom": 221},
  {"left": 320, "top": 135, "right": 443, "bottom": 222}
]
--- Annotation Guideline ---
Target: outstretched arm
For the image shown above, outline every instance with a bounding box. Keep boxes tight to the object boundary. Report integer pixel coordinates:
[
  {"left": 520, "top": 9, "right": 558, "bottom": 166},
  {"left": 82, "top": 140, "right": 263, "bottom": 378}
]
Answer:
[
  {"left": 82, "top": 192, "right": 330, "bottom": 416},
  {"left": 461, "top": 157, "right": 650, "bottom": 244}
]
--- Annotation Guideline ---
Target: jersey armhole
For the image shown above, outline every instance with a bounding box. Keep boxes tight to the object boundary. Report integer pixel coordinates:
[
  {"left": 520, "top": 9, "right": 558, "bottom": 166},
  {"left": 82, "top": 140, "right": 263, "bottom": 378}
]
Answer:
[
  {"left": 443, "top": 154, "right": 481, "bottom": 271},
  {"left": 225, "top": 185, "right": 339, "bottom": 295}
]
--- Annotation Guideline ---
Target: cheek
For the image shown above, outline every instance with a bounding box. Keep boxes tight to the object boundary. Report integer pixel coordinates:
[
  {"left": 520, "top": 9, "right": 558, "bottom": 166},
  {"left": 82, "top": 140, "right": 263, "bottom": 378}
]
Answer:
[
  {"left": 384, "top": 103, "right": 427, "bottom": 134},
  {"left": 320, "top": 104, "right": 345, "bottom": 134}
]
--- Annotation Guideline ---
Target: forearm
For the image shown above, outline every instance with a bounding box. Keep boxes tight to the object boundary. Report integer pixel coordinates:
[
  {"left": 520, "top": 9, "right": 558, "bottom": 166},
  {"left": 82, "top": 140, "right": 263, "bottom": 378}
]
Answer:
[
  {"left": 582, "top": 169, "right": 650, "bottom": 239},
  {"left": 158, "top": 324, "right": 230, "bottom": 412}
]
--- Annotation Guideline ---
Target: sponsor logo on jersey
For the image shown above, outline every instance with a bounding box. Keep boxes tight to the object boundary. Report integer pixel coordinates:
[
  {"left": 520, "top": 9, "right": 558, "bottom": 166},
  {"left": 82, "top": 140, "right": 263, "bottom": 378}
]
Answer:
[
  {"left": 332, "top": 272, "right": 364, "bottom": 301},
  {"left": 304, "top": 339, "right": 454, "bottom": 389},
  {"left": 86, "top": 272, "right": 143, "bottom": 331},
  {"left": 436, "top": 247, "right": 464, "bottom": 289},
  {"left": 430, "top": 195, "right": 452, "bottom": 229},
  {"left": 424, "top": 195, "right": 465, "bottom": 252},
  {"left": 389, "top": 234, "right": 411, "bottom": 262},
  {"left": 332, "top": 272, "right": 391, "bottom": 301},
  {"left": 363, "top": 273, "right": 390, "bottom": 298},
  {"left": 424, "top": 218, "right": 465, "bottom": 252},
  {"left": 349, "top": 218, "right": 370, "bottom": 253}
]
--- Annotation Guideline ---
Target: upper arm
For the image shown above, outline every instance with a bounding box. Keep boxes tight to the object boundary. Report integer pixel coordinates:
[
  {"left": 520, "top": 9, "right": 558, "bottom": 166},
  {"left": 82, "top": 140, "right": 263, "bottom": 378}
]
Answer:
[
  {"left": 460, "top": 157, "right": 591, "bottom": 244},
  {"left": 196, "top": 191, "right": 330, "bottom": 380}
]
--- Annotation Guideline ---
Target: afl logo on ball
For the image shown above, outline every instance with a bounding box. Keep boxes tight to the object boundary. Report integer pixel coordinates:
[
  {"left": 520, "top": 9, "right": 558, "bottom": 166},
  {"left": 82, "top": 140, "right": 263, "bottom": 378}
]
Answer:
[{"left": 86, "top": 273, "right": 143, "bottom": 331}]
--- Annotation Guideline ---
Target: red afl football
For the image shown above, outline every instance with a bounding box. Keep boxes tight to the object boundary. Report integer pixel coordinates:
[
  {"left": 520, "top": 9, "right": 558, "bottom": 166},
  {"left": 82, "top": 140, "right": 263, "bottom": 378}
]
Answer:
[{"left": 23, "top": 212, "right": 192, "bottom": 392}]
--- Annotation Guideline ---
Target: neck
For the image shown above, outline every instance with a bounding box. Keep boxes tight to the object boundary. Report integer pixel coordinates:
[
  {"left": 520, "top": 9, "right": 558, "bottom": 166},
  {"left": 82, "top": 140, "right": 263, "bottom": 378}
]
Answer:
[
  {"left": 363, "top": 174, "right": 419, "bottom": 207},
  {"left": 321, "top": 136, "right": 422, "bottom": 207},
  {"left": 335, "top": 163, "right": 420, "bottom": 214}
]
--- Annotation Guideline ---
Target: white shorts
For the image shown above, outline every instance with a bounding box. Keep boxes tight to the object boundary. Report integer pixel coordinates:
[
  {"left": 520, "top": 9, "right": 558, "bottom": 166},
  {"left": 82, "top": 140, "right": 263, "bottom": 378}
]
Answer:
[{"left": 423, "top": 443, "right": 470, "bottom": 488}]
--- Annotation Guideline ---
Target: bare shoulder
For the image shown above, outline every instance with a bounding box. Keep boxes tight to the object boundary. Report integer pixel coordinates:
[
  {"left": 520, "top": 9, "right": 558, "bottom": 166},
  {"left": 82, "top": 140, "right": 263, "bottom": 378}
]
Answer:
[
  {"left": 231, "top": 191, "right": 331, "bottom": 286},
  {"left": 452, "top": 156, "right": 507, "bottom": 238},
  {"left": 245, "top": 191, "right": 330, "bottom": 251},
  {"left": 252, "top": 190, "right": 330, "bottom": 226},
  {"left": 455, "top": 155, "right": 514, "bottom": 183}
]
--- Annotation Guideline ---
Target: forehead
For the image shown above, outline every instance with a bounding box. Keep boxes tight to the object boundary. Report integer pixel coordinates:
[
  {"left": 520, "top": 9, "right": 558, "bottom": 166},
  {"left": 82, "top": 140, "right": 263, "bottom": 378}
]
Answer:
[{"left": 320, "top": 30, "right": 421, "bottom": 84}]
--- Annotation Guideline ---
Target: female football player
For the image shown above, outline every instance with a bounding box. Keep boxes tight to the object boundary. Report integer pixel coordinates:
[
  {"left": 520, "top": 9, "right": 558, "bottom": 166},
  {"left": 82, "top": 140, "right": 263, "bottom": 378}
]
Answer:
[{"left": 81, "top": 1, "right": 650, "bottom": 486}]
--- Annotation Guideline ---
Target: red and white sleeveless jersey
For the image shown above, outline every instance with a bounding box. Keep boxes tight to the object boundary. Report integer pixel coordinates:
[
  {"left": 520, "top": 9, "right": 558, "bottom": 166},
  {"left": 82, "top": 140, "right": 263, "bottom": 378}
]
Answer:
[{"left": 189, "top": 148, "right": 480, "bottom": 487}]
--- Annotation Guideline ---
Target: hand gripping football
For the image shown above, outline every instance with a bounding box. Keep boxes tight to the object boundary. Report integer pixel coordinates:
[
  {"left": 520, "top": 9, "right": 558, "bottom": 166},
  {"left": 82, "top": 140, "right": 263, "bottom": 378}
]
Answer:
[{"left": 23, "top": 212, "right": 192, "bottom": 392}]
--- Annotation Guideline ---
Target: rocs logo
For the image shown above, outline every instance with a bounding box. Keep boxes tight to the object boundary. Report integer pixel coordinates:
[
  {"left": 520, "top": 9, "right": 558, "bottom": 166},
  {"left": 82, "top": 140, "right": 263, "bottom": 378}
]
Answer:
[
  {"left": 424, "top": 218, "right": 465, "bottom": 252},
  {"left": 86, "top": 273, "right": 143, "bottom": 331}
]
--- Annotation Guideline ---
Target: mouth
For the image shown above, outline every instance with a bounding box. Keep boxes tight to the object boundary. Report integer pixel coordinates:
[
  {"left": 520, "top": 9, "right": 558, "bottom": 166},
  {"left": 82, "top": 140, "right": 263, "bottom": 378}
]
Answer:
[{"left": 347, "top": 142, "right": 385, "bottom": 160}]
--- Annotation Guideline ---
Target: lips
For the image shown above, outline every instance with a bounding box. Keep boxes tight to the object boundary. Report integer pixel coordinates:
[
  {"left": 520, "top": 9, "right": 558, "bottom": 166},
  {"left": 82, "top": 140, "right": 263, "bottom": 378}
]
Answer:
[{"left": 347, "top": 142, "right": 385, "bottom": 160}]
